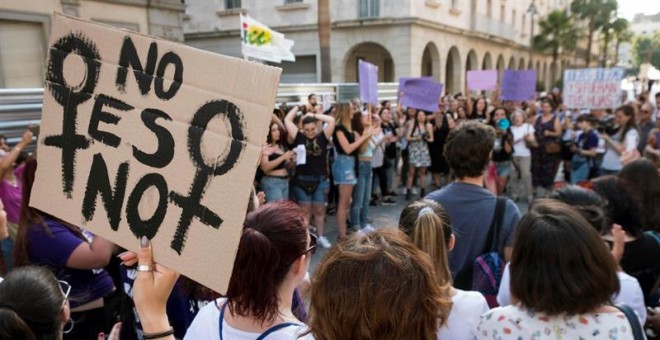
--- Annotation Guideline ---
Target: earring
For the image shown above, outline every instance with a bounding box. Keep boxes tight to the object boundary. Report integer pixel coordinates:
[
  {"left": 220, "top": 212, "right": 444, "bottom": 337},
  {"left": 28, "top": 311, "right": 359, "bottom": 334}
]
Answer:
[{"left": 63, "top": 317, "right": 75, "bottom": 334}]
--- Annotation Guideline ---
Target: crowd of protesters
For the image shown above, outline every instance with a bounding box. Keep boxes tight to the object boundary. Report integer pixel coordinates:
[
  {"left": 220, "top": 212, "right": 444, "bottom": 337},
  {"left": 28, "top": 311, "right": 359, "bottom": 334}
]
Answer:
[{"left": 0, "top": 84, "right": 659, "bottom": 339}]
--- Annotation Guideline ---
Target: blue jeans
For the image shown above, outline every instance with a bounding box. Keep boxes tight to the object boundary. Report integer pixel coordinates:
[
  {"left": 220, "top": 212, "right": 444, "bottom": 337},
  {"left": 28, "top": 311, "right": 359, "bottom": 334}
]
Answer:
[
  {"left": 351, "top": 161, "right": 373, "bottom": 228},
  {"left": 291, "top": 175, "right": 329, "bottom": 204},
  {"left": 262, "top": 176, "right": 289, "bottom": 202},
  {"left": 571, "top": 155, "right": 591, "bottom": 184}
]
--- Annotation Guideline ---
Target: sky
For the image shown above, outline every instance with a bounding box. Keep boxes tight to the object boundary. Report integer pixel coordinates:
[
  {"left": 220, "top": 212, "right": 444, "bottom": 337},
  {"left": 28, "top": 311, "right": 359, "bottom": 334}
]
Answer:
[{"left": 617, "top": 0, "right": 660, "bottom": 20}]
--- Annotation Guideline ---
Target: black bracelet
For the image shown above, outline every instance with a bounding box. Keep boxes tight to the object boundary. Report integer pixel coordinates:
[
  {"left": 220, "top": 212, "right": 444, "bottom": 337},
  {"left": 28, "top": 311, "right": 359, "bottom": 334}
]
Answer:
[{"left": 143, "top": 328, "right": 174, "bottom": 339}]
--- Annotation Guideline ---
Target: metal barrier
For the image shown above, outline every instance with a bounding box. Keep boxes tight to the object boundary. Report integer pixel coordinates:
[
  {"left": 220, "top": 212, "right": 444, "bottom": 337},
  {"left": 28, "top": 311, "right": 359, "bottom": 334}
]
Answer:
[{"left": 0, "top": 83, "right": 400, "bottom": 149}]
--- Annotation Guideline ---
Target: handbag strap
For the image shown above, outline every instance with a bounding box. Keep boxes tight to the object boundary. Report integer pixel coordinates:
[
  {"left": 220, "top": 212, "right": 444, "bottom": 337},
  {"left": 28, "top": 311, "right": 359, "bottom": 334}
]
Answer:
[
  {"left": 219, "top": 301, "right": 301, "bottom": 340},
  {"left": 614, "top": 304, "right": 645, "bottom": 340}
]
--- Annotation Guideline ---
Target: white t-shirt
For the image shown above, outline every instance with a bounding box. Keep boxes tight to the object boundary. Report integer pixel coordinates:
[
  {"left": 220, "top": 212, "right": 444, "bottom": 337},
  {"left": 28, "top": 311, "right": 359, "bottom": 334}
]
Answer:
[
  {"left": 184, "top": 298, "right": 309, "bottom": 340},
  {"left": 477, "top": 305, "right": 634, "bottom": 339},
  {"left": 497, "top": 263, "right": 646, "bottom": 324},
  {"left": 438, "top": 289, "right": 489, "bottom": 340},
  {"left": 510, "top": 123, "right": 535, "bottom": 157},
  {"left": 602, "top": 129, "right": 639, "bottom": 171}
]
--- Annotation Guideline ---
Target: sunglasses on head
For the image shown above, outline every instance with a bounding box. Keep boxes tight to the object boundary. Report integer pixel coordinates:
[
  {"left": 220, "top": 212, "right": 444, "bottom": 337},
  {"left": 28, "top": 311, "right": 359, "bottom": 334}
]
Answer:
[{"left": 58, "top": 280, "right": 71, "bottom": 307}]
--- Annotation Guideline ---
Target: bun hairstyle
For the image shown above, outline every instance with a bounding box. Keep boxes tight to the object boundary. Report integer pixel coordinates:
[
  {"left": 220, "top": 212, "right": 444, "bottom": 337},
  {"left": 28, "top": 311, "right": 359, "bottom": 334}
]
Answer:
[{"left": 0, "top": 266, "right": 65, "bottom": 340}]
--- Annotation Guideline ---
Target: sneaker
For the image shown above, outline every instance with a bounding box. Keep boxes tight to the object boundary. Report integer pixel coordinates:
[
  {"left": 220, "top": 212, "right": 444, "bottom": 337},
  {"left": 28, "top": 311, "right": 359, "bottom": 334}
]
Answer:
[
  {"left": 358, "top": 224, "right": 376, "bottom": 234},
  {"left": 317, "top": 236, "right": 331, "bottom": 249},
  {"left": 382, "top": 197, "right": 396, "bottom": 205},
  {"left": 411, "top": 187, "right": 419, "bottom": 195}
]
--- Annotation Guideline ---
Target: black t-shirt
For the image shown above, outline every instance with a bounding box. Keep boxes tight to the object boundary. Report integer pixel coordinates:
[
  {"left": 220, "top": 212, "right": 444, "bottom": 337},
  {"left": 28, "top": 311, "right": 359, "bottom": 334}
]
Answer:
[
  {"left": 492, "top": 129, "right": 513, "bottom": 162},
  {"left": 333, "top": 125, "right": 355, "bottom": 155},
  {"left": 294, "top": 131, "right": 329, "bottom": 176},
  {"left": 381, "top": 122, "right": 398, "bottom": 159}
]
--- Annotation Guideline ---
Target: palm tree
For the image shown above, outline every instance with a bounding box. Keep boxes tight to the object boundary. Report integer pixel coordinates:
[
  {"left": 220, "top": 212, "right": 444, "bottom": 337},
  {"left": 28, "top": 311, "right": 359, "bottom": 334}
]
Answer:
[
  {"left": 318, "top": 0, "right": 331, "bottom": 82},
  {"left": 611, "top": 19, "right": 631, "bottom": 66},
  {"left": 533, "top": 10, "right": 578, "bottom": 68},
  {"left": 570, "top": 0, "right": 617, "bottom": 66},
  {"left": 600, "top": 17, "right": 628, "bottom": 67}
]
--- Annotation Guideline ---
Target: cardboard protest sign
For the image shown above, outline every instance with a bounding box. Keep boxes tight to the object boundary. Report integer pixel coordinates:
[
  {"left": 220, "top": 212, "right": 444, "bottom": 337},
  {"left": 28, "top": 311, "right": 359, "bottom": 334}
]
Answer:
[
  {"left": 398, "top": 76, "right": 432, "bottom": 102},
  {"left": 467, "top": 70, "right": 498, "bottom": 91},
  {"left": 400, "top": 78, "right": 443, "bottom": 112},
  {"left": 500, "top": 70, "right": 536, "bottom": 101},
  {"left": 31, "top": 13, "right": 281, "bottom": 294},
  {"left": 563, "top": 68, "right": 623, "bottom": 109},
  {"left": 358, "top": 60, "right": 378, "bottom": 105}
]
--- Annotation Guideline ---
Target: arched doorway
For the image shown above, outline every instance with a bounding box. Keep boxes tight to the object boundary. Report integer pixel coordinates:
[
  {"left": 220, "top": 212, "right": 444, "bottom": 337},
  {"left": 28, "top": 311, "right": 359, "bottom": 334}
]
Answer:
[
  {"left": 344, "top": 42, "right": 395, "bottom": 82},
  {"left": 466, "top": 49, "right": 479, "bottom": 72},
  {"left": 508, "top": 56, "right": 516, "bottom": 70},
  {"left": 445, "top": 46, "right": 461, "bottom": 95},
  {"left": 519, "top": 57, "right": 525, "bottom": 70},
  {"left": 421, "top": 42, "right": 441, "bottom": 82},
  {"left": 482, "top": 52, "right": 493, "bottom": 69},
  {"left": 496, "top": 54, "right": 505, "bottom": 80},
  {"left": 528, "top": 59, "right": 533, "bottom": 70}
]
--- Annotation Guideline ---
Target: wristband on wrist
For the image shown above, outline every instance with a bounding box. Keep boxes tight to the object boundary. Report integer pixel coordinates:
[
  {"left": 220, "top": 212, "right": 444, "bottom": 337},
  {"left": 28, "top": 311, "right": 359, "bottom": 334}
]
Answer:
[{"left": 143, "top": 328, "right": 174, "bottom": 339}]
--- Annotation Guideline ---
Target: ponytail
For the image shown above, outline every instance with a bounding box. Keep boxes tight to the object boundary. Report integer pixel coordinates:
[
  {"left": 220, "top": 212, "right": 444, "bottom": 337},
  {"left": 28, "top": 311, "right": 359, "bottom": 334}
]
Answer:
[{"left": 413, "top": 209, "right": 452, "bottom": 293}]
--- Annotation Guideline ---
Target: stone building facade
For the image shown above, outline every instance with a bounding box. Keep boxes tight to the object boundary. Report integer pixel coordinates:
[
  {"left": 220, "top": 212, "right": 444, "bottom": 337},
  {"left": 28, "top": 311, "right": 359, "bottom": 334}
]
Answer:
[
  {"left": 0, "top": 0, "right": 185, "bottom": 88},
  {"left": 184, "top": 0, "right": 579, "bottom": 93}
]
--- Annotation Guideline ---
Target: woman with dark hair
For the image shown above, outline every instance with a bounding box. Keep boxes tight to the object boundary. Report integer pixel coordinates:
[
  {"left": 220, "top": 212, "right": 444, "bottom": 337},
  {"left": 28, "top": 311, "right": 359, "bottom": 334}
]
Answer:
[
  {"left": 488, "top": 107, "right": 514, "bottom": 196},
  {"left": 619, "top": 159, "right": 660, "bottom": 232},
  {"left": 399, "top": 199, "right": 488, "bottom": 340},
  {"left": 428, "top": 109, "right": 453, "bottom": 189},
  {"left": 332, "top": 103, "right": 372, "bottom": 239},
  {"left": 184, "top": 201, "right": 312, "bottom": 339},
  {"left": 478, "top": 200, "right": 636, "bottom": 338},
  {"left": 405, "top": 110, "right": 433, "bottom": 200},
  {"left": 307, "top": 228, "right": 451, "bottom": 340},
  {"left": 0, "top": 266, "right": 72, "bottom": 340},
  {"left": 592, "top": 176, "right": 660, "bottom": 305},
  {"left": 468, "top": 97, "right": 488, "bottom": 122},
  {"left": 497, "top": 185, "right": 648, "bottom": 323},
  {"left": 260, "top": 120, "right": 294, "bottom": 202},
  {"left": 601, "top": 105, "right": 639, "bottom": 175},
  {"left": 13, "top": 159, "right": 118, "bottom": 339},
  {"left": 531, "top": 98, "right": 562, "bottom": 197}
]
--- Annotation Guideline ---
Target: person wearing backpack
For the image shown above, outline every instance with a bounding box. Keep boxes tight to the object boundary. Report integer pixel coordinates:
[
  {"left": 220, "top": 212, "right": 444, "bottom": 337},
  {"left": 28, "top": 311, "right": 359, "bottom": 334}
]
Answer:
[{"left": 425, "top": 121, "right": 521, "bottom": 305}]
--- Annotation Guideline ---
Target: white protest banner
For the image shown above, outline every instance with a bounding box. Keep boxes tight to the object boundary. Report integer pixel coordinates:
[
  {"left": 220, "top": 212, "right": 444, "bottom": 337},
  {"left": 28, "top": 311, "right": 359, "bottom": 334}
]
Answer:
[
  {"left": 31, "top": 13, "right": 282, "bottom": 294},
  {"left": 563, "top": 68, "right": 624, "bottom": 109},
  {"left": 240, "top": 14, "right": 295, "bottom": 63}
]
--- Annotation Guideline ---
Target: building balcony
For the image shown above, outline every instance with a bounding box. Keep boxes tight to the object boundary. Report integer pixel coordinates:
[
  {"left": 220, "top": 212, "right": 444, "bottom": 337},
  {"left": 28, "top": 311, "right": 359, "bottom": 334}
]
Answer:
[{"left": 474, "top": 14, "right": 516, "bottom": 42}]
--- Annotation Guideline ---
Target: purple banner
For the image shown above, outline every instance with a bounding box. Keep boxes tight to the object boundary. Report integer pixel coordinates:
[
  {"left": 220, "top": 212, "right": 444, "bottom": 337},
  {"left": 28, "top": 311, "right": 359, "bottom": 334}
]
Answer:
[
  {"left": 358, "top": 60, "right": 379, "bottom": 105},
  {"left": 500, "top": 70, "right": 537, "bottom": 101},
  {"left": 467, "top": 70, "right": 498, "bottom": 91},
  {"left": 400, "top": 78, "right": 444, "bottom": 112}
]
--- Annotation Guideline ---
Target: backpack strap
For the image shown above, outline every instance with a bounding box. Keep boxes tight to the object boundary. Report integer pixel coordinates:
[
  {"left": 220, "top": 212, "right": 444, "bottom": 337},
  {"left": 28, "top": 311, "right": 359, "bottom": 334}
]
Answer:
[
  {"left": 256, "top": 322, "right": 303, "bottom": 340},
  {"left": 219, "top": 301, "right": 302, "bottom": 340},
  {"left": 483, "top": 197, "right": 506, "bottom": 254}
]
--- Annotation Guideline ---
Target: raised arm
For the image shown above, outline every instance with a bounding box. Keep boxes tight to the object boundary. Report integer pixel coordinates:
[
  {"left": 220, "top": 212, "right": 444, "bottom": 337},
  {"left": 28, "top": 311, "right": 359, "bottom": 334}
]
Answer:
[
  {"left": 312, "top": 112, "right": 335, "bottom": 139},
  {"left": 284, "top": 106, "right": 300, "bottom": 143},
  {"left": 0, "top": 130, "right": 33, "bottom": 179}
]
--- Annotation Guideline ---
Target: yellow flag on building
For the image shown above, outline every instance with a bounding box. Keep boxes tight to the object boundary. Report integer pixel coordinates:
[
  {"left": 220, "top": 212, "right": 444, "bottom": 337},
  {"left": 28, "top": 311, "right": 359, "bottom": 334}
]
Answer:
[{"left": 240, "top": 14, "right": 295, "bottom": 63}]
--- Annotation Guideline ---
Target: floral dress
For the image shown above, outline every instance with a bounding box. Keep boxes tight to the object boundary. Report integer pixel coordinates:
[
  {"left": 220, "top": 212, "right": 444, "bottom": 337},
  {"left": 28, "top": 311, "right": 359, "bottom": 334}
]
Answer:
[
  {"left": 476, "top": 305, "right": 634, "bottom": 340},
  {"left": 409, "top": 125, "right": 431, "bottom": 167}
]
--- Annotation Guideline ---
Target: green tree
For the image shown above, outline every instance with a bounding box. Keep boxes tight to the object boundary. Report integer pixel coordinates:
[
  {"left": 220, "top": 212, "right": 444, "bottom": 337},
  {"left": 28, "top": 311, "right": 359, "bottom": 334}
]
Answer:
[
  {"left": 611, "top": 19, "right": 631, "bottom": 66},
  {"left": 570, "top": 0, "right": 617, "bottom": 66},
  {"left": 533, "top": 10, "right": 578, "bottom": 67},
  {"left": 600, "top": 17, "right": 629, "bottom": 67},
  {"left": 633, "top": 34, "right": 660, "bottom": 68}
]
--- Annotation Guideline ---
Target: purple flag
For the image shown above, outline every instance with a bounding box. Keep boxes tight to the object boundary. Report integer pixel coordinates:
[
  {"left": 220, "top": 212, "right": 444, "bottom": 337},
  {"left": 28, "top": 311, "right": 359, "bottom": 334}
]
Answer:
[
  {"left": 358, "top": 60, "right": 379, "bottom": 105},
  {"left": 400, "top": 78, "right": 443, "bottom": 112},
  {"left": 467, "top": 70, "right": 498, "bottom": 91},
  {"left": 500, "top": 70, "right": 537, "bottom": 101}
]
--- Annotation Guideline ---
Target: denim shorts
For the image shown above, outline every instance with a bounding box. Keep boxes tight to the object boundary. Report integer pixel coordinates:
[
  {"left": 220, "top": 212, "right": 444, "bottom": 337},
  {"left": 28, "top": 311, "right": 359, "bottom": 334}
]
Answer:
[
  {"left": 261, "top": 176, "right": 289, "bottom": 202},
  {"left": 291, "top": 175, "right": 329, "bottom": 204},
  {"left": 495, "top": 161, "right": 512, "bottom": 177},
  {"left": 332, "top": 154, "right": 357, "bottom": 185}
]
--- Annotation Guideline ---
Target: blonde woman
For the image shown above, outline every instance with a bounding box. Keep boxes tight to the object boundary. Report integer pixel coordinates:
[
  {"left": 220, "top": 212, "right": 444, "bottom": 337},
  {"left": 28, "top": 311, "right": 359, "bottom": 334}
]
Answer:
[
  {"left": 399, "top": 199, "right": 489, "bottom": 340},
  {"left": 332, "top": 103, "right": 372, "bottom": 239}
]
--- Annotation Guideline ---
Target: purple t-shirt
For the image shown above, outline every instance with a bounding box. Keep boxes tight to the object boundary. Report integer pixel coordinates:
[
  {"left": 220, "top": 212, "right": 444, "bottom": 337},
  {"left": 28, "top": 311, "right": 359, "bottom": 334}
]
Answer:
[
  {"left": 28, "top": 219, "right": 114, "bottom": 308},
  {"left": 0, "top": 165, "right": 25, "bottom": 224}
]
